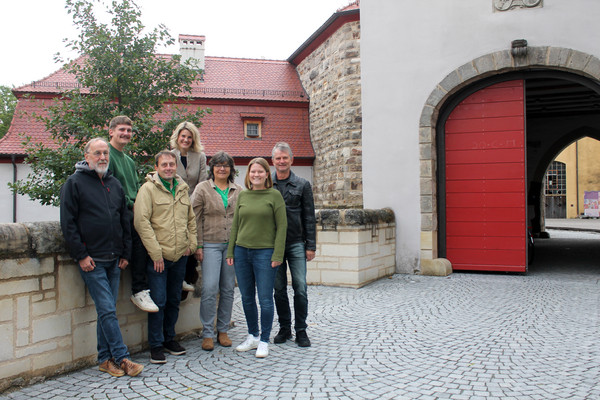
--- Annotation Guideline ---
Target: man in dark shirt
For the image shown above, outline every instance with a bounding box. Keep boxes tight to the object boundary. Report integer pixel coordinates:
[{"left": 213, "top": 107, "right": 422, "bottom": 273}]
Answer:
[
  {"left": 60, "top": 138, "right": 143, "bottom": 377},
  {"left": 271, "top": 142, "right": 317, "bottom": 347}
]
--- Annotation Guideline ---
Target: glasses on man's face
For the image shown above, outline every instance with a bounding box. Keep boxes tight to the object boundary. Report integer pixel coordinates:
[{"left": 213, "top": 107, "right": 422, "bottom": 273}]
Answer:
[
  {"left": 89, "top": 151, "right": 109, "bottom": 157},
  {"left": 214, "top": 164, "right": 230, "bottom": 170}
]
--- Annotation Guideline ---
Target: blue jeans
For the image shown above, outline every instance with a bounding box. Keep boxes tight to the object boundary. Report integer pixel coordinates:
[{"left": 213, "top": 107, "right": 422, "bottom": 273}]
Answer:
[
  {"left": 200, "top": 243, "right": 236, "bottom": 338},
  {"left": 147, "top": 256, "right": 187, "bottom": 348},
  {"left": 79, "top": 260, "right": 130, "bottom": 364},
  {"left": 274, "top": 242, "right": 308, "bottom": 332},
  {"left": 233, "top": 246, "right": 278, "bottom": 342}
]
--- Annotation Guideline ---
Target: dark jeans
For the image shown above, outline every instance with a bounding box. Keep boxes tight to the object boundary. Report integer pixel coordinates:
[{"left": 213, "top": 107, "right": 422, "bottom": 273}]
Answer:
[
  {"left": 274, "top": 242, "right": 308, "bottom": 332},
  {"left": 233, "top": 246, "right": 278, "bottom": 342},
  {"left": 79, "top": 260, "right": 130, "bottom": 363},
  {"left": 147, "top": 256, "right": 187, "bottom": 348},
  {"left": 130, "top": 213, "right": 149, "bottom": 295}
]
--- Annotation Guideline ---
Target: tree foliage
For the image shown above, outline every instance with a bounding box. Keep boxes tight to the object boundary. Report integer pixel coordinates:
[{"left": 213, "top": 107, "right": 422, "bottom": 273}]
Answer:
[
  {"left": 0, "top": 86, "right": 17, "bottom": 138},
  {"left": 10, "top": 0, "right": 208, "bottom": 206}
]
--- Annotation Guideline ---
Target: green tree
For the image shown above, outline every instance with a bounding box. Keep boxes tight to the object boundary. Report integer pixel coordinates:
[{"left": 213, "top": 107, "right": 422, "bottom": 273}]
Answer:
[
  {"left": 10, "top": 0, "right": 207, "bottom": 206},
  {"left": 0, "top": 86, "right": 17, "bottom": 138}
]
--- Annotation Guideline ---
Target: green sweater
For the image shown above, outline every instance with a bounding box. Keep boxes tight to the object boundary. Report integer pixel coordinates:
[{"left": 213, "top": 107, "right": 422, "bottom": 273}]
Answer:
[
  {"left": 227, "top": 188, "right": 288, "bottom": 262},
  {"left": 108, "top": 143, "right": 139, "bottom": 209}
]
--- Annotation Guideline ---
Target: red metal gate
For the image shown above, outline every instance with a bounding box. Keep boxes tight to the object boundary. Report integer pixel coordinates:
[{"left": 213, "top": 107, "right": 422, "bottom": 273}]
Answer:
[{"left": 444, "top": 80, "right": 527, "bottom": 272}]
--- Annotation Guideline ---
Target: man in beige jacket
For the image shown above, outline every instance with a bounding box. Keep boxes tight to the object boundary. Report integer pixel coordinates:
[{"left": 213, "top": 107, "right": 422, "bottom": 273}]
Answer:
[{"left": 134, "top": 150, "right": 199, "bottom": 365}]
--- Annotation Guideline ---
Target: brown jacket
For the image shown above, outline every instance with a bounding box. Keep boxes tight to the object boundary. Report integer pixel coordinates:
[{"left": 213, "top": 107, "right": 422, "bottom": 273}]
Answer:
[
  {"left": 190, "top": 179, "right": 243, "bottom": 245},
  {"left": 173, "top": 149, "right": 208, "bottom": 195}
]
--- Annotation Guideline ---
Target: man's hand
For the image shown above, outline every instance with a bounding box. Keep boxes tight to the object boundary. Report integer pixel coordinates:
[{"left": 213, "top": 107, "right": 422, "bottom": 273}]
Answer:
[
  {"left": 195, "top": 248, "right": 204, "bottom": 262},
  {"left": 118, "top": 259, "right": 129, "bottom": 270},
  {"left": 306, "top": 250, "right": 316, "bottom": 262},
  {"left": 184, "top": 247, "right": 192, "bottom": 256},
  {"left": 154, "top": 258, "right": 165, "bottom": 273},
  {"left": 78, "top": 256, "right": 95, "bottom": 272}
]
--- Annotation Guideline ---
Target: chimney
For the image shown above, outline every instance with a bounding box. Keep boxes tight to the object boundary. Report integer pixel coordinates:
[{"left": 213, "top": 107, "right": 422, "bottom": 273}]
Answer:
[{"left": 179, "top": 34, "right": 205, "bottom": 71}]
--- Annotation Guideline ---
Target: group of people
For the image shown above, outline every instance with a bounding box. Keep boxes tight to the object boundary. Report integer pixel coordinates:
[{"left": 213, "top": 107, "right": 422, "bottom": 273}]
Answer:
[{"left": 59, "top": 115, "right": 317, "bottom": 377}]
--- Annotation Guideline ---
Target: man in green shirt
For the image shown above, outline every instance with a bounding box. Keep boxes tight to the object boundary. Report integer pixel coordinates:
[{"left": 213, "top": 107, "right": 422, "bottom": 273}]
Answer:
[{"left": 108, "top": 116, "right": 158, "bottom": 313}]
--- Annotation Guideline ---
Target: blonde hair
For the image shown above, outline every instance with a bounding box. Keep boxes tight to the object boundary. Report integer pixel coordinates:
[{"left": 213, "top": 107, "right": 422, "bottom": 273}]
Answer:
[
  {"left": 170, "top": 121, "right": 204, "bottom": 153},
  {"left": 244, "top": 158, "right": 273, "bottom": 189}
]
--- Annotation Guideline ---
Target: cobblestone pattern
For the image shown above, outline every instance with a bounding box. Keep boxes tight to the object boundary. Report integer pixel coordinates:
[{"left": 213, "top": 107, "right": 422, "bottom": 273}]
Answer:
[
  {"left": 4, "top": 260, "right": 599, "bottom": 399},
  {"left": 295, "top": 21, "right": 363, "bottom": 209}
]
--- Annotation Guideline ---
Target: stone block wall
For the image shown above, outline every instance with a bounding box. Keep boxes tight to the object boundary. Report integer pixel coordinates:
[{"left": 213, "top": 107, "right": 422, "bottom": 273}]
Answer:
[
  {"left": 309, "top": 208, "right": 395, "bottom": 288},
  {"left": 295, "top": 20, "right": 363, "bottom": 208},
  {"left": 0, "top": 213, "right": 394, "bottom": 390},
  {"left": 0, "top": 222, "right": 201, "bottom": 392}
]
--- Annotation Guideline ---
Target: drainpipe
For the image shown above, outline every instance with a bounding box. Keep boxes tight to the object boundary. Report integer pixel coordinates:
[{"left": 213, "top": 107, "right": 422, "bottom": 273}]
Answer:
[{"left": 11, "top": 154, "right": 17, "bottom": 222}]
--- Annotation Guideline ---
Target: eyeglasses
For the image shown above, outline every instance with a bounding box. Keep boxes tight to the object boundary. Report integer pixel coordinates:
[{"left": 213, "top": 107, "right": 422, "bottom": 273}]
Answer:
[
  {"left": 88, "top": 151, "right": 109, "bottom": 157},
  {"left": 214, "top": 164, "right": 230, "bottom": 170}
]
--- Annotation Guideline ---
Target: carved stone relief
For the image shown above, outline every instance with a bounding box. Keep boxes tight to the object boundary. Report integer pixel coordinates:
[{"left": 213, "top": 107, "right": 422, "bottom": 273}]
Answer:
[{"left": 494, "top": 0, "right": 542, "bottom": 12}]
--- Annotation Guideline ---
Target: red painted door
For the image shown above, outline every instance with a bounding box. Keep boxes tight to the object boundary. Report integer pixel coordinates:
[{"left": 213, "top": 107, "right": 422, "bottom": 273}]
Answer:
[{"left": 444, "top": 80, "right": 527, "bottom": 272}]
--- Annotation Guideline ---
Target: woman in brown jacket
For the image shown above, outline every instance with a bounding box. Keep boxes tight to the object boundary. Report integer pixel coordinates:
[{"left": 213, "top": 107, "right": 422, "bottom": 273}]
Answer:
[{"left": 190, "top": 151, "right": 243, "bottom": 350}]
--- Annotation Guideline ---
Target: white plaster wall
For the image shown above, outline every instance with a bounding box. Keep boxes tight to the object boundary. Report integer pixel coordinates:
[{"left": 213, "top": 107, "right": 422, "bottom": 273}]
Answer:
[
  {"left": 360, "top": 0, "right": 600, "bottom": 272},
  {"left": 0, "top": 163, "right": 59, "bottom": 223}
]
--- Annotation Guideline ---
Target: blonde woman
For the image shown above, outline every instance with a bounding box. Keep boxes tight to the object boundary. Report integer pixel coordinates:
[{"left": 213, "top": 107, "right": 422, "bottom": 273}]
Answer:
[{"left": 170, "top": 121, "right": 208, "bottom": 293}]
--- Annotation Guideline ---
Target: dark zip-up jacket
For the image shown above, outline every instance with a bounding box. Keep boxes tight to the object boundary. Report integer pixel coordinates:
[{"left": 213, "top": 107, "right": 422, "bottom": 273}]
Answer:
[
  {"left": 60, "top": 161, "right": 132, "bottom": 262},
  {"left": 272, "top": 170, "right": 316, "bottom": 251}
]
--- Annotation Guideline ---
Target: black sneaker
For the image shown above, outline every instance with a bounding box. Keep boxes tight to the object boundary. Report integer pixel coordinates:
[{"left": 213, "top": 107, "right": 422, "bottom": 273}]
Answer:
[
  {"left": 150, "top": 347, "right": 166, "bottom": 364},
  {"left": 295, "top": 330, "right": 311, "bottom": 347},
  {"left": 163, "top": 340, "right": 186, "bottom": 355},
  {"left": 274, "top": 327, "right": 292, "bottom": 344}
]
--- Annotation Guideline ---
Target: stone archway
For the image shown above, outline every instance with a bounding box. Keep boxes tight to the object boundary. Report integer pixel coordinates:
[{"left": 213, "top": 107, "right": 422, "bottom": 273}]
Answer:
[{"left": 418, "top": 46, "right": 600, "bottom": 274}]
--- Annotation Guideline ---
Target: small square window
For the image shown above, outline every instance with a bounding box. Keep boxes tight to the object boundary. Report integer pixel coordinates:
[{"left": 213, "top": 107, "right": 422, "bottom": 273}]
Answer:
[{"left": 244, "top": 121, "right": 261, "bottom": 139}]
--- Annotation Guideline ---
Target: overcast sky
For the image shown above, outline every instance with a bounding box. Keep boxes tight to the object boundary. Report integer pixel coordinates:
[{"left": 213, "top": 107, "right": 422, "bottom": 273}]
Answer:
[{"left": 1, "top": 0, "right": 352, "bottom": 88}]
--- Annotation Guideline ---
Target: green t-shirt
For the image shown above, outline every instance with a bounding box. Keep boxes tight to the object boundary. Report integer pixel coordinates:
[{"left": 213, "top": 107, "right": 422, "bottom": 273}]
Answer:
[
  {"left": 227, "top": 188, "right": 287, "bottom": 262},
  {"left": 108, "top": 143, "right": 139, "bottom": 209}
]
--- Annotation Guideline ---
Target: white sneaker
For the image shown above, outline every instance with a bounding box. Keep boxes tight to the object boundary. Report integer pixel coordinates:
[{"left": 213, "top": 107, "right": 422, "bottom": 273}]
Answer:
[
  {"left": 236, "top": 334, "right": 260, "bottom": 352},
  {"left": 255, "top": 341, "right": 269, "bottom": 358},
  {"left": 130, "top": 289, "right": 159, "bottom": 312},
  {"left": 182, "top": 281, "right": 195, "bottom": 292}
]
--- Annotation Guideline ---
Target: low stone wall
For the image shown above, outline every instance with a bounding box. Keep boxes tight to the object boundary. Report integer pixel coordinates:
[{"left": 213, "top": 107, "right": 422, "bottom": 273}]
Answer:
[
  {"left": 310, "top": 208, "right": 396, "bottom": 288},
  {"left": 0, "top": 209, "right": 395, "bottom": 391}
]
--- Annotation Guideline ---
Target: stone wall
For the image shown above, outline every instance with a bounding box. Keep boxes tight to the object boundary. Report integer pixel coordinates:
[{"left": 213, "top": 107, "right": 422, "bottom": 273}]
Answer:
[
  {"left": 0, "top": 222, "right": 201, "bottom": 392},
  {"left": 0, "top": 211, "right": 395, "bottom": 391},
  {"left": 310, "top": 209, "right": 395, "bottom": 288},
  {"left": 295, "top": 20, "right": 363, "bottom": 208}
]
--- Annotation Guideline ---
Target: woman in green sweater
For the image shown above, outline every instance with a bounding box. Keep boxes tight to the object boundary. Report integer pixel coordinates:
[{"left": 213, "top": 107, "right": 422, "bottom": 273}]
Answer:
[{"left": 226, "top": 157, "right": 287, "bottom": 358}]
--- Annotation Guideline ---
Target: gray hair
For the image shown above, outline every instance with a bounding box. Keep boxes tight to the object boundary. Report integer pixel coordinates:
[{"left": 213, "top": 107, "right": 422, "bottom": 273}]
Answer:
[
  {"left": 84, "top": 137, "right": 109, "bottom": 153},
  {"left": 271, "top": 142, "right": 293, "bottom": 159}
]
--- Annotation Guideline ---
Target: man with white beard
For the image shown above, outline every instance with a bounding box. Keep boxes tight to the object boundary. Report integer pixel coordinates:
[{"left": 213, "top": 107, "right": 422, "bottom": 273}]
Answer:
[{"left": 60, "top": 138, "right": 144, "bottom": 378}]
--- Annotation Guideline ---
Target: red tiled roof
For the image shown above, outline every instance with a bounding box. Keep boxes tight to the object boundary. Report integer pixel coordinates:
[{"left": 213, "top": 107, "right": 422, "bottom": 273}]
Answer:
[
  {"left": 2, "top": 54, "right": 313, "bottom": 159},
  {"left": 14, "top": 56, "right": 308, "bottom": 103}
]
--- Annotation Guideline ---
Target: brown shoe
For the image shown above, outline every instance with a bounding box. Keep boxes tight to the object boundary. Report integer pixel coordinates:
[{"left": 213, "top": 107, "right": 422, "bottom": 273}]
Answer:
[
  {"left": 99, "top": 358, "right": 125, "bottom": 377},
  {"left": 217, "top": 332, "right": 232, "bottom": 347},
  {"left": 120, "top": 358, "right": 144, "bottom": 377},
  {"left": 202, "top": 337, "right": 214, "bottom": 351}
]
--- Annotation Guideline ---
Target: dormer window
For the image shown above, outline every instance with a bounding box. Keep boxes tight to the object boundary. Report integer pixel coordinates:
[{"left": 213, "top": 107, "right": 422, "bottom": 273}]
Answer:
[{"left": 241, "top": 113, "right": 265, "bottom": 139}]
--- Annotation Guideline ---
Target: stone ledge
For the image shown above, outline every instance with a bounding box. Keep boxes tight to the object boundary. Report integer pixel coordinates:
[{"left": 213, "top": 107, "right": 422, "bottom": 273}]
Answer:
[
  {"left": 0, "top": 221, "right": 64, "bottom": 258},
  {"left": 317, "top": 208, "right": 394, "bottom": 229}
]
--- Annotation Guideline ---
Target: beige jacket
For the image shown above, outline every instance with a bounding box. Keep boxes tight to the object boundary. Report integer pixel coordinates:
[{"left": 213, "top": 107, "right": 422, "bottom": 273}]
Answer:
[
  {"left": 173, "top": 149, "right": 208, "bottom": 195},
  {"left": 190, "top": 179, "right": 243, "bottom": 245},
  {"left": 134, "top": 172, "right": 198, "bottom": 262}
]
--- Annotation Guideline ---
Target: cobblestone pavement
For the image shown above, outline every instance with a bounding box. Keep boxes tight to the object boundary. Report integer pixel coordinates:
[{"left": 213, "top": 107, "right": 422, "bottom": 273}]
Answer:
[{"left": 3, "top": 231, "right": 600, "bottom": 399}]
